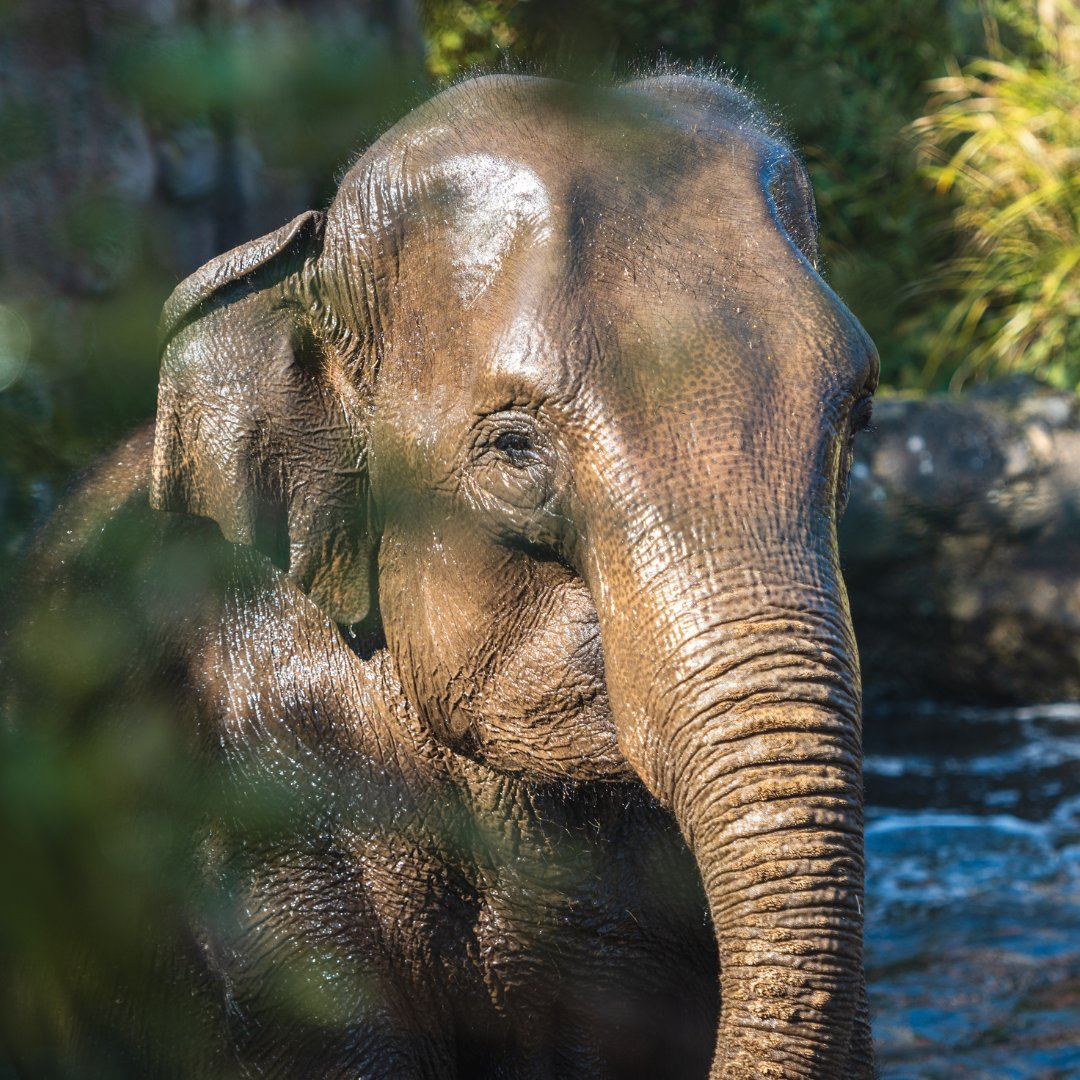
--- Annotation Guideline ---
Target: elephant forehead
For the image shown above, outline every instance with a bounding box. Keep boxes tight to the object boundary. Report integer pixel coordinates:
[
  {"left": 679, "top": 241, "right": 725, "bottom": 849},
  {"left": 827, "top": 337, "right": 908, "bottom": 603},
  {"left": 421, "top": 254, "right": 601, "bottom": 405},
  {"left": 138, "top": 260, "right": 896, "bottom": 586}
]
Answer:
[
  {"left": 330, "top": 74, "right": 873, "bottom": 402},
  {"left": 424, "top": 153, "right": 554, "bottom": 306},
  {"left": 398, "top": 134, "right": 790, "bottom": 337}
]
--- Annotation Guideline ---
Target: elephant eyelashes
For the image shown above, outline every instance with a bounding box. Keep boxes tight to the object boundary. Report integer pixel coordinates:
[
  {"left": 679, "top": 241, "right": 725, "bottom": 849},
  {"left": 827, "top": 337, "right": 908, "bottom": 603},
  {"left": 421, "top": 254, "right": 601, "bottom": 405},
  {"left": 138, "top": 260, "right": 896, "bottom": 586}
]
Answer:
[
  {"left": 493, "top": 431, "right": 542, "bottom": 468},
  {"left": 837, "top": 394, "right": 875, "bottom": 515},
  {"left": 851, "top": 394, "right": 874, "bottom": 435}
]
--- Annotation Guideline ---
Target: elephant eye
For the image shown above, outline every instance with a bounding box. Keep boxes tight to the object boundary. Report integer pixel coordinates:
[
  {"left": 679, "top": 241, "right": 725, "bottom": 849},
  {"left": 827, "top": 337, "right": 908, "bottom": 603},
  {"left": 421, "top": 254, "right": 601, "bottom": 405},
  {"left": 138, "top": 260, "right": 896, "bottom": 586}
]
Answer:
[
  {"left": 851, "top": 394, "right": 874, "bottom": 436},
  {"left": 493, "top": 430, "right": 541, "bottom": 468},
  {"left": 838, "top": 393, "right": 874, "bottom": 517}
]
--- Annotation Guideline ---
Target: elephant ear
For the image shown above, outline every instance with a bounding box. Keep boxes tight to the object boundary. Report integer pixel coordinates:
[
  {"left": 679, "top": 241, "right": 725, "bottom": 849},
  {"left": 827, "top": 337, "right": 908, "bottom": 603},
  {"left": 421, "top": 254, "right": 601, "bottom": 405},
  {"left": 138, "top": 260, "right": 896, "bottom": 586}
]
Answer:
[{"left": 150, "top": 211, "right": 377, "bottom": 629}]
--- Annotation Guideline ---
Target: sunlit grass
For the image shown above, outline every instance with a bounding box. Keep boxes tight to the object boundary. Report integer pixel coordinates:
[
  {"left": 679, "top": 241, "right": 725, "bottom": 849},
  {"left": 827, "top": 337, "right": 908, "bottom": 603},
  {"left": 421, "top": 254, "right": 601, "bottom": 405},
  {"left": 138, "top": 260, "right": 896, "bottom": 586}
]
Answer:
[{"left": 910, "top": 0, "right": 1080, "bottom": 390}]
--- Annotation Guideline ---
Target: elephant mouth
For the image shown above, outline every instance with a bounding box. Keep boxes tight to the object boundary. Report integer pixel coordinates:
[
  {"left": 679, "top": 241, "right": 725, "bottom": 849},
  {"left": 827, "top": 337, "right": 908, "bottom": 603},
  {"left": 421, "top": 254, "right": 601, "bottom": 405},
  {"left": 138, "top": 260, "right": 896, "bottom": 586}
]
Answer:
[{"left": 428, "top": 592, "right": 633, "bottom": 781}]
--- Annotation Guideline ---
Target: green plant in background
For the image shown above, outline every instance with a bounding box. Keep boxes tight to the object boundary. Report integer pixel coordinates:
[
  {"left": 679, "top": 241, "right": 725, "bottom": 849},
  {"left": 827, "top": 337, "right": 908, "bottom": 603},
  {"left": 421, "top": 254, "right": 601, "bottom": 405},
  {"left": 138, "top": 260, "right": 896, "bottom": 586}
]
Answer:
[
  {"left": 423, "top": 0, "right": 518, "bottom": 78},
  {"left": 422, "top": 0, "right": 725, "bottom": 79},
  {"left": 911, "top": 0, "right": 1080, "bottom": 389}
]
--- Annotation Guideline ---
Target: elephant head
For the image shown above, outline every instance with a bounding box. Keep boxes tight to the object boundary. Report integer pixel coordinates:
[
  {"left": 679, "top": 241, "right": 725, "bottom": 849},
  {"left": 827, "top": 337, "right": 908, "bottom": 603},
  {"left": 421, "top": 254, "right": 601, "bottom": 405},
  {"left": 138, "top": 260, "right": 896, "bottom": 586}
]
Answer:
[{"left": 150, "top": 74, "right": 878, "bottom": 1078}]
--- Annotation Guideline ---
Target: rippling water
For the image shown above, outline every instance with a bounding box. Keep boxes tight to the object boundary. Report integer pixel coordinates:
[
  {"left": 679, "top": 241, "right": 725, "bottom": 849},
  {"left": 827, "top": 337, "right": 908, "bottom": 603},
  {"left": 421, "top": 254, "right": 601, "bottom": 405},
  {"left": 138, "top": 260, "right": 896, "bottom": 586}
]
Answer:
[{"left": 864, "top": 703, "right": 1080, "bottom": 1078}]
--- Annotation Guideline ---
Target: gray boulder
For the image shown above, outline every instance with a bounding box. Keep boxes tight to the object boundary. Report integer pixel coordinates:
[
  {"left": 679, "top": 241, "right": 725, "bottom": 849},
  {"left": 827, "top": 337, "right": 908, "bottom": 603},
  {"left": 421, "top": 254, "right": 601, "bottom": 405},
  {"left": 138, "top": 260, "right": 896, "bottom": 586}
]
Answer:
[{"left": 842, "top": 377, "right": 1080, "bottom": 704}]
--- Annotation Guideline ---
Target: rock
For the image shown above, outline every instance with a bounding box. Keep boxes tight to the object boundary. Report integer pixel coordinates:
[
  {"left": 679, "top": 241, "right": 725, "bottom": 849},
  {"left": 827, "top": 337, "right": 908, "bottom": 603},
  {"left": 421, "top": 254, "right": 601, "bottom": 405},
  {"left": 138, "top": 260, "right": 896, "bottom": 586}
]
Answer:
[{"left": 842, "top": 377, "right": 1080, "bottom": 705}]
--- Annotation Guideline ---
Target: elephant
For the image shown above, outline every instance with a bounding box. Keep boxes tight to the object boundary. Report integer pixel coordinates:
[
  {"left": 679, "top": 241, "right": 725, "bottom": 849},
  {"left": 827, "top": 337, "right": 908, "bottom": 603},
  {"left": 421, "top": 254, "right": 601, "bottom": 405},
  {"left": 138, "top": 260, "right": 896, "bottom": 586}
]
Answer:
[{"left": 10, "top": 72, "right": 878, "bottom": 1079}]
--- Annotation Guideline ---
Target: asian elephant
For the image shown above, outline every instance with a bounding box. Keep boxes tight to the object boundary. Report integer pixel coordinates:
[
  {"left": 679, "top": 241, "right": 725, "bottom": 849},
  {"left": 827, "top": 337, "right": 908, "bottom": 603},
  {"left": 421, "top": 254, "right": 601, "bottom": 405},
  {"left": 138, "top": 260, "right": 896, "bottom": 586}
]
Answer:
[{"left": 14, "top": 72, "right": 878, "bottom": 1078}]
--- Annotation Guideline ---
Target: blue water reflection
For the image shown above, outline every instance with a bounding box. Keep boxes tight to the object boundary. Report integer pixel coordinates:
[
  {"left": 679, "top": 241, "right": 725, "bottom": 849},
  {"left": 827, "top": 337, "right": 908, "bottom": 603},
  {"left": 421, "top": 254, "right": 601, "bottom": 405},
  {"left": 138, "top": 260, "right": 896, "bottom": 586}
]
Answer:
[{"left": 865, "top": 703, "right": 1080, "bottom": 1077}]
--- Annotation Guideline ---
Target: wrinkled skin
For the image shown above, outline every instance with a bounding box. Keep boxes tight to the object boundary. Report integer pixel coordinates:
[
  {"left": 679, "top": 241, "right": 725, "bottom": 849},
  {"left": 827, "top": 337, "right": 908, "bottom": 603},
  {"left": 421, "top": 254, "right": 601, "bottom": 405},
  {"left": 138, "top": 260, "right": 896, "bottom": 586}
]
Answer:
[{"left": 22, "top": 74, "right": 879, "bottom": 1078}]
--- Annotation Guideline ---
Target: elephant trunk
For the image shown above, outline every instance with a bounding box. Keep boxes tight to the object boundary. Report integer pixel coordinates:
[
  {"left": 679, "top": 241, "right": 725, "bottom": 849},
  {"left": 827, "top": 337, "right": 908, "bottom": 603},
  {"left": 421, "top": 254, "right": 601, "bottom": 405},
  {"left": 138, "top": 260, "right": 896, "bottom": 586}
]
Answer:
[
  {"left": 675, "top": 695, "right": 867, "bottom": 1079},
  {"left": 588, "top": 533, "right": 870, "bottom": 1078}
]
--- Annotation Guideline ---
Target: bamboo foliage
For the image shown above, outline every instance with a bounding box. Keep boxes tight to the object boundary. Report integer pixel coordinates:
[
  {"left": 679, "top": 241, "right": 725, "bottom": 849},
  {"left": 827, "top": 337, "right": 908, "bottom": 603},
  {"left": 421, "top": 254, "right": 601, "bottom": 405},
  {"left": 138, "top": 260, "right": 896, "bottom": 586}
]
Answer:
[{"left": 910, "top": 0, "right": 1080, "bottom": 389}]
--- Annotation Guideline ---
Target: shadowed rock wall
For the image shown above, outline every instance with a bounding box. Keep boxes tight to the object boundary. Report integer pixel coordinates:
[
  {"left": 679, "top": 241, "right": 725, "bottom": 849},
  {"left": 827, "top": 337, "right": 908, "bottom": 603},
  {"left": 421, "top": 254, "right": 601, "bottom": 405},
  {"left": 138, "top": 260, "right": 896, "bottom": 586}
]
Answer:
[
  {"left": 0, "top": 0, "right": 424, "bottom": 299},
  {"left": 843, "top": 378, "right": 1080, "bottom": 705}
]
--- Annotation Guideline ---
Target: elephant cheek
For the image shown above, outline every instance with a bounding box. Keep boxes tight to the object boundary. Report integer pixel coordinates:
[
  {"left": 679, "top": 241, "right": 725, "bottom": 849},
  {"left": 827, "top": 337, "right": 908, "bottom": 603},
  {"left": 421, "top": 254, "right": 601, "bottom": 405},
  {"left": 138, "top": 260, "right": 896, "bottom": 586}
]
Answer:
[
  {"left": 378, "top": 528, "right": 623, "bottom": 778},
  {"left": 473, "top": 581, "right": 626, "bottom": 780}
]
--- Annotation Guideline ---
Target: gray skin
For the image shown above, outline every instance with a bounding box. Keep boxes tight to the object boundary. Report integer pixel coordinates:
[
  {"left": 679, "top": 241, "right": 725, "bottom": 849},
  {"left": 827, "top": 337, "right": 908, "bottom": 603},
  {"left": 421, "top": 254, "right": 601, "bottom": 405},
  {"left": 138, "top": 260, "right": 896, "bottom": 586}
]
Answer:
[{"left": 35, "top": 74, "right": 879, "bottom": 1078}]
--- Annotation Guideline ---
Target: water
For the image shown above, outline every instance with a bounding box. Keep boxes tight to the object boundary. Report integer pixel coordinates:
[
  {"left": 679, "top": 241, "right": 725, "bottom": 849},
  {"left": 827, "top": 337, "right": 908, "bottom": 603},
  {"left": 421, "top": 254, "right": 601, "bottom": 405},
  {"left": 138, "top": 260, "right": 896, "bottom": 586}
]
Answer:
[{"left": 865, "top": 703, "right": 1080, "bottom": 1078}]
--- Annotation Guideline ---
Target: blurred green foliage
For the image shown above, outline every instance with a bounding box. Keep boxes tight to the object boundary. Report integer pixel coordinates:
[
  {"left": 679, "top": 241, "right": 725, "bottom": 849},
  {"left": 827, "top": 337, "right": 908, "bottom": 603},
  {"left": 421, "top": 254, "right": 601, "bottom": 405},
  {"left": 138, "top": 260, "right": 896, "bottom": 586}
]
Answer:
[
  {"left": 2, "top": 500, "right": 232, "bottom": 1077},
  {"left": 910, "top": 0, "right": 1080, "bottom": 388},
  {"left": 0, "top": 6, "right": 426, "bottom": 1072}
]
